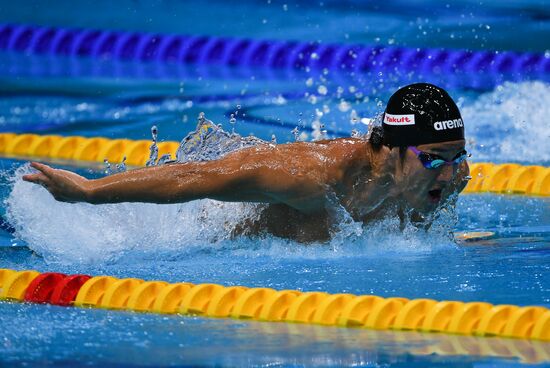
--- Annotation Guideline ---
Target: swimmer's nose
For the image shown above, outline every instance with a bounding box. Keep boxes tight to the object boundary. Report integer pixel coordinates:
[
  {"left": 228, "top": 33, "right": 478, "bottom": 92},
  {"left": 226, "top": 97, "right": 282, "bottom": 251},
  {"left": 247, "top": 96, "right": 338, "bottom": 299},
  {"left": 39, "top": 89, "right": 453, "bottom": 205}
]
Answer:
[{"left": 436, "top": 164, "right": 454, "bottom": 183}]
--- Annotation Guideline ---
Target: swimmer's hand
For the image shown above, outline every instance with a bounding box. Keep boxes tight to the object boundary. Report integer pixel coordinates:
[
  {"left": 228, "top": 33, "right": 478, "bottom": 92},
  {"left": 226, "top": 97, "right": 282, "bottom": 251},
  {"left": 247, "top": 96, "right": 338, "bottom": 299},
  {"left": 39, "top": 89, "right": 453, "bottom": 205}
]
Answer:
[{"left": 22, "top": 162, "right": 91, "bottom": 203}]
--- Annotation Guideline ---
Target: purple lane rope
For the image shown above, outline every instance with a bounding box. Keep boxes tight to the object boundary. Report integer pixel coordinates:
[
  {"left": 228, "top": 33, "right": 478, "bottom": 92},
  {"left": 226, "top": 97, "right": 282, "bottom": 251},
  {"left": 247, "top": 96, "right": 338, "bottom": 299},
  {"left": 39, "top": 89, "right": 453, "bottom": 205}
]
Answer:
[{"left": 0, "top": 23, "right": 547, "bottom": 77}]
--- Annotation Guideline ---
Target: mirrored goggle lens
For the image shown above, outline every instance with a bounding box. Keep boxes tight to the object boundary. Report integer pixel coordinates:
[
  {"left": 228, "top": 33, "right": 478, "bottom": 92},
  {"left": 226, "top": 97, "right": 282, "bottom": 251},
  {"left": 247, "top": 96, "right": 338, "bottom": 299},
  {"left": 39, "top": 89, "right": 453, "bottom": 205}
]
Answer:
[
  {"left": 428, "top": 159, "right": 446, "bottom": 169},
  {"left": 454, "top": 154, "right": 468, "bottom": 164}
]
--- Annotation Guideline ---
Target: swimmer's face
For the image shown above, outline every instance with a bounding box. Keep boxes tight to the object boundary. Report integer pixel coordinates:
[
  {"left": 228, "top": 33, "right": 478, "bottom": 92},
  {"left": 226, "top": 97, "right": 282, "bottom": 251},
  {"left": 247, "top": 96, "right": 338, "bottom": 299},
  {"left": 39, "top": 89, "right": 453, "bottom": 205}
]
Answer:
[{"left": 395, "top": 139, "right": 467, "bottom": 212}]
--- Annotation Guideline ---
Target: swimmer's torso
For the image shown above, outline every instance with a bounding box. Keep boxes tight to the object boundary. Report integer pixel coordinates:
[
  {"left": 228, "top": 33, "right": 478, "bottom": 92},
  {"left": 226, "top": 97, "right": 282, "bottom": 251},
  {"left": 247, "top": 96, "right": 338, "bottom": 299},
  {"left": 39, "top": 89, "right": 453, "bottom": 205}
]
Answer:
[
  {"left": 233, "top": 204, "right": 333, "bottom": 242},
  {"left": 232, "top": 139, "right": 398, "bottom": 242}
]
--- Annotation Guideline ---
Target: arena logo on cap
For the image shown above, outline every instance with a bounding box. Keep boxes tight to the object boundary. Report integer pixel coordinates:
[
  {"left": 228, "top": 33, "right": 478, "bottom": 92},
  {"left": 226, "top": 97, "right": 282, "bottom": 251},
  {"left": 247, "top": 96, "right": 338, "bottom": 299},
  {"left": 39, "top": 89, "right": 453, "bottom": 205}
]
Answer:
[
  {"left": 434, "top": 118, "right": 464, "bottom": 131},
  {"left": 384, "top": 113, "right": 415, "bottom": 126}
]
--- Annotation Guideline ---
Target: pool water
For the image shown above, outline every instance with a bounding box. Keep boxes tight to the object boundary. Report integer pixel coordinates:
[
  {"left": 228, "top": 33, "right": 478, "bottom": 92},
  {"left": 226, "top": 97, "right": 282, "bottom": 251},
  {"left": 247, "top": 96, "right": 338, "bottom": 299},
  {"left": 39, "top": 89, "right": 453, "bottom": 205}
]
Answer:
[{"left": 0, "top": 0, "right": 549, "bottom": 367}]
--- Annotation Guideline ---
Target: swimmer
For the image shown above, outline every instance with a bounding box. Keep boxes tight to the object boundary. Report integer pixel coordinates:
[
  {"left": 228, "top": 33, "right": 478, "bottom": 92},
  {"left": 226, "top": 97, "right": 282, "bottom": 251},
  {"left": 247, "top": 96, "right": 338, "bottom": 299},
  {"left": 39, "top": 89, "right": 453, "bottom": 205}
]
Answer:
[{"left": 23, "top": 83, "right": 469, "bottom": 242}]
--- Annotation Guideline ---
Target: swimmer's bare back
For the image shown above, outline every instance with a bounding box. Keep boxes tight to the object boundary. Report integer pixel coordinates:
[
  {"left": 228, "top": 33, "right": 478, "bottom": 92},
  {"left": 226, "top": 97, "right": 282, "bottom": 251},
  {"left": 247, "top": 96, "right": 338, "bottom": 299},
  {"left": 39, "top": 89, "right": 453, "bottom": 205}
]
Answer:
[{"left": 22, "top": 138, "right": 373, "bottom": 216}]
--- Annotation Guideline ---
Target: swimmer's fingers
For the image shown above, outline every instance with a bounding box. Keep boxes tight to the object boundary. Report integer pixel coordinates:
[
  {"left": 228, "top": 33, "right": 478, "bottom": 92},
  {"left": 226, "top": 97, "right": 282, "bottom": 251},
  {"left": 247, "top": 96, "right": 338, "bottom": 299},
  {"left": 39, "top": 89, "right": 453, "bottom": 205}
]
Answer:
[
  {"left": 22, "top": 172, "right": 51, "bottom": 188},
  {"left": 29, "top": 162, "right": 56, "bottom": 178},
  {"left": 22, "top": 172, "right": 70, "bottom": 201},
  {"left": 23, "top": 162, "right": 89, "bottom": 203},
  {"left": 23, "top": 162, "right": 54, "bottom": 185}
]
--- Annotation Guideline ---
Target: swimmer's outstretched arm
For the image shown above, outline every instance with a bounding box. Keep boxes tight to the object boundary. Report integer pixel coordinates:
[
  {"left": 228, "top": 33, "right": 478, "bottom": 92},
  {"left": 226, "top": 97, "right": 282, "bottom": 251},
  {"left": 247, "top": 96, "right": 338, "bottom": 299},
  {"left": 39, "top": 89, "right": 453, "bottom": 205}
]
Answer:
[{"left": 22, "top": 145, "right": 330, "bottom": 210}]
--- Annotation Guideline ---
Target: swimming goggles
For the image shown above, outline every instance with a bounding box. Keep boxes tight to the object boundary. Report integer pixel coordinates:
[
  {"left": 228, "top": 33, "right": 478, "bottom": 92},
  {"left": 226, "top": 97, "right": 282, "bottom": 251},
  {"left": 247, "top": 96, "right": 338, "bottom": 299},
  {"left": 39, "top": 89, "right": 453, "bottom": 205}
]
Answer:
[{"left": 408, "top": 146, "right": 468, "bottom": 169}]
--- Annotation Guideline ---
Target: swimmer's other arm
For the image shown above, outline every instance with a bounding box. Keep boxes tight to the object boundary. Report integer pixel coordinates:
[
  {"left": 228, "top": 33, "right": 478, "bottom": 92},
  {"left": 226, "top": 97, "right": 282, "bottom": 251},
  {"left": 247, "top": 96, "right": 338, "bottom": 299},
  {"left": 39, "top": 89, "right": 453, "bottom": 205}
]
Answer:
[{"left": 22, "top": 146, "right": 329, "bottom": 210}]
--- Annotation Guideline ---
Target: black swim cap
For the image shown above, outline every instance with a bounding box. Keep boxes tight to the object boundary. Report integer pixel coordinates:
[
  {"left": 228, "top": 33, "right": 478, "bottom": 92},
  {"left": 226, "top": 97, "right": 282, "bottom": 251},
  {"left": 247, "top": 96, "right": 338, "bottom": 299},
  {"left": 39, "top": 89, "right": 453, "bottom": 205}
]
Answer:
[{"left": 382, "top": 83, "right": 464, "bottom": 147}]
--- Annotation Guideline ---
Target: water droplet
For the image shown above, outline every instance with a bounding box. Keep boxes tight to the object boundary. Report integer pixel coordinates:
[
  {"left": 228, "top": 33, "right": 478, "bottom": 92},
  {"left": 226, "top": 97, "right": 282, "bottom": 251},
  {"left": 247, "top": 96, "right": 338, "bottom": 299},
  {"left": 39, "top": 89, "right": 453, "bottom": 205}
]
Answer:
[
  {"left": 116, "top": 156, "right": 127, "bottom": 172},
  {"left": 146, "top": 126, "right": 160, "bottom": 166},
  {"left": 291, "top": 127, "right": 300, "bottom": 141},
  {"left": 274, "top": 95, "right": 286, "bottom": 105},
  {"left": 317, "top": 85, "right": 328, "bottom": 95},
  {"left": 229, "top": 114, "right": 237, "bottom": 133},
  {"left": 305, "top": 78, "right": 314, "bottom": 87},
  {"left": 350, "top": 110, "right": 359, "bottom": 124},
  {"left": 338, "top": 100, "right": 351, "bottom": 112},
  {"left": 103, "top": 159, "right": 112, "bottom": 175}
]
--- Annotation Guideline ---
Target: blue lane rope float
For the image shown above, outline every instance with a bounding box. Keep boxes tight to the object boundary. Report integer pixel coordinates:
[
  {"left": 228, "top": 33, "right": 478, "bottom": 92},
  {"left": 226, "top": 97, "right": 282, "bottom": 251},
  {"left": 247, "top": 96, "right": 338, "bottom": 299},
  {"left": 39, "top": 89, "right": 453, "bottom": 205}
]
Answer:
[
  {"left": 0, "top": 47, "right": 532, "bottom": 92},
  {"left": 0, "top": 23, "right": 548, "bottom": 79}
]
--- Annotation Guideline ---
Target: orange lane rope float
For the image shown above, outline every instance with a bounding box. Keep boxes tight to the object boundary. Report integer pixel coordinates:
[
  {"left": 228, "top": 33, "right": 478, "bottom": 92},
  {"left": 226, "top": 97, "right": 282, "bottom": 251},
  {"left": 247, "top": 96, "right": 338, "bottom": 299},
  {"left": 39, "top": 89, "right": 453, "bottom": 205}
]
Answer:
[
  {"left": 0, "top": 133, "right": 548, "bottom": 196},
  {"left": 0, "top": 269, "right": 549, "bottom": 342}
]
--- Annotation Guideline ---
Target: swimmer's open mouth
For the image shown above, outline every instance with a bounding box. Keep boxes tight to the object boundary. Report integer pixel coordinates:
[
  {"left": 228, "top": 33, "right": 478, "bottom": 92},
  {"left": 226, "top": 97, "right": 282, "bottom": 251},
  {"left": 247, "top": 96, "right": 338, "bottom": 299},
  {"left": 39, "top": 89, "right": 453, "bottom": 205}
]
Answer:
[{"left": 428, "top": 188, "right": 442, "bottom": 203}]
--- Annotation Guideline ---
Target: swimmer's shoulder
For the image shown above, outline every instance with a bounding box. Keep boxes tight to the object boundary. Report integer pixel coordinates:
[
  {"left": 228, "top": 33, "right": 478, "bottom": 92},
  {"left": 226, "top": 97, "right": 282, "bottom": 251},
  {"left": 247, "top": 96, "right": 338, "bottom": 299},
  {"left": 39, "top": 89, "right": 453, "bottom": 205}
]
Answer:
[
  {"left": 321, "top": 138, "right": 373, "bottom": 163},
  {"left": 242, "top": 138, "right": 371, "bottom": 171}
]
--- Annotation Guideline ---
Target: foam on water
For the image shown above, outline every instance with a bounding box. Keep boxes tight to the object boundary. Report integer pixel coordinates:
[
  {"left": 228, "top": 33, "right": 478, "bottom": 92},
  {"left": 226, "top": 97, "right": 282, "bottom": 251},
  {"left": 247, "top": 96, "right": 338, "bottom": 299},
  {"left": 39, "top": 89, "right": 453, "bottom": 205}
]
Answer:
[{"left": 461, "top": 81, "right": 550, "bottom": 164}]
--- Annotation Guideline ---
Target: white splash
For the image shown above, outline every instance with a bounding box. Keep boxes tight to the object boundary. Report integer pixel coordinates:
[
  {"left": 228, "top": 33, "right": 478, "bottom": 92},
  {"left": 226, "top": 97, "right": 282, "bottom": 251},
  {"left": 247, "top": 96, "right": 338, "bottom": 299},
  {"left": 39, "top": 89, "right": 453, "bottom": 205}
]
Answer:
[
  {"left": 5, "top": 164, "right": 261, "bottom": 264},
  {"left": 461, "top": 81, "right": 550, "bottom": 164}
]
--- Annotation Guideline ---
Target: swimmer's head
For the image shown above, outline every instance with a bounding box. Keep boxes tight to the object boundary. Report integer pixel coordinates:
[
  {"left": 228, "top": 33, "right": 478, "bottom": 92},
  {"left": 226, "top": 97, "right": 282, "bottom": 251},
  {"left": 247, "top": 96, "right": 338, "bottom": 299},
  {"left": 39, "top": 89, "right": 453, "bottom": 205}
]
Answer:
[
  {"left": 382, "top": 83, "right": 464, "bottom": 147},
  {"left": 372, "top": 83, "right": 468, "bottom": 213}
]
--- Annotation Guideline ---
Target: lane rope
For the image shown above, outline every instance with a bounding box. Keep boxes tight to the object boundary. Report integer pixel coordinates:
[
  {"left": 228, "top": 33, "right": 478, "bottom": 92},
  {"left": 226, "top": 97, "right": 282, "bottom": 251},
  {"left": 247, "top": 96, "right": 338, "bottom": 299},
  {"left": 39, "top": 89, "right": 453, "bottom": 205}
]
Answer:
[
  {"left": 0, "top": 23, "right": 547, "bottom": 80},
  {"left": 0, "top": 268, "right": 549, "bottom": 342},
  {"left": 0, "top": 132, "right": 548, "bottom": 196}
]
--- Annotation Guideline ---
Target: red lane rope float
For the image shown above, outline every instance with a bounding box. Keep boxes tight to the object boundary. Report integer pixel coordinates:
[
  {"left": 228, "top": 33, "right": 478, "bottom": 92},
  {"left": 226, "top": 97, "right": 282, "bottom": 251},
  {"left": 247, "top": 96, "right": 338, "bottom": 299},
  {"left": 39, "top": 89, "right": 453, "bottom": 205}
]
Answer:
[
  {"left": 50, "top": 275, "right": 91, "bottom": 306},
  {"left": 22, "top": 272, "right": 93, "bottom": 305},
  {"left": 24, "top": 272, "right": 67, "bottom": 303},
  {"left": 1, "top": 268, "right": 549, "bottom": 343}
]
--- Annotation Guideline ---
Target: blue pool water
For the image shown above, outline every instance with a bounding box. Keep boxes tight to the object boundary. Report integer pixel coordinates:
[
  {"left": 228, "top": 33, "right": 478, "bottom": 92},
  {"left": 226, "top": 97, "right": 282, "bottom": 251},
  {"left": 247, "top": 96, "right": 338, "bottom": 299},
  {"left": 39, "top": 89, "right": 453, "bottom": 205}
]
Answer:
[{"left": 0, "top": 0, "right": 550, "bottom": 367}]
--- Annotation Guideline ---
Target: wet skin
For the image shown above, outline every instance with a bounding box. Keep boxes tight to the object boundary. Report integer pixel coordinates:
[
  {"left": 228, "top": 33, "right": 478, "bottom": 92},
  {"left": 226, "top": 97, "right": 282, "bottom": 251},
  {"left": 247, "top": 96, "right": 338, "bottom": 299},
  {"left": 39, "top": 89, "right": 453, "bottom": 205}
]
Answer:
[{"left": 23, "top": 138, "right": 469, "bottom": 242}]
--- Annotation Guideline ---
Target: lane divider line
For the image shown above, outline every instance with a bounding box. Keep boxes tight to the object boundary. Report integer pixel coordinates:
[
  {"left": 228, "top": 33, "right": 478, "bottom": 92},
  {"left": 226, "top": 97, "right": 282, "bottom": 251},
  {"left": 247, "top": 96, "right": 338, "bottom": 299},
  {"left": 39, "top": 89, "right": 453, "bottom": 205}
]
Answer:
[
  {"left": 0, "top": 268, "right": 549, "bottom": 342},
  {"left": 0, "top": 23, "right": 547, "bottom": 78}
]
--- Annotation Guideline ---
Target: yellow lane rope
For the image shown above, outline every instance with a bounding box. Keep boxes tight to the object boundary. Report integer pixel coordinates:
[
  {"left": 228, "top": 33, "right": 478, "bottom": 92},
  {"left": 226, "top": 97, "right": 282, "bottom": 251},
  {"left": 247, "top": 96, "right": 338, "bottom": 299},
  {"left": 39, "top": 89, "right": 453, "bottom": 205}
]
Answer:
[{"left": 1, "top": 269, "right": 549, "bottom": 342}]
